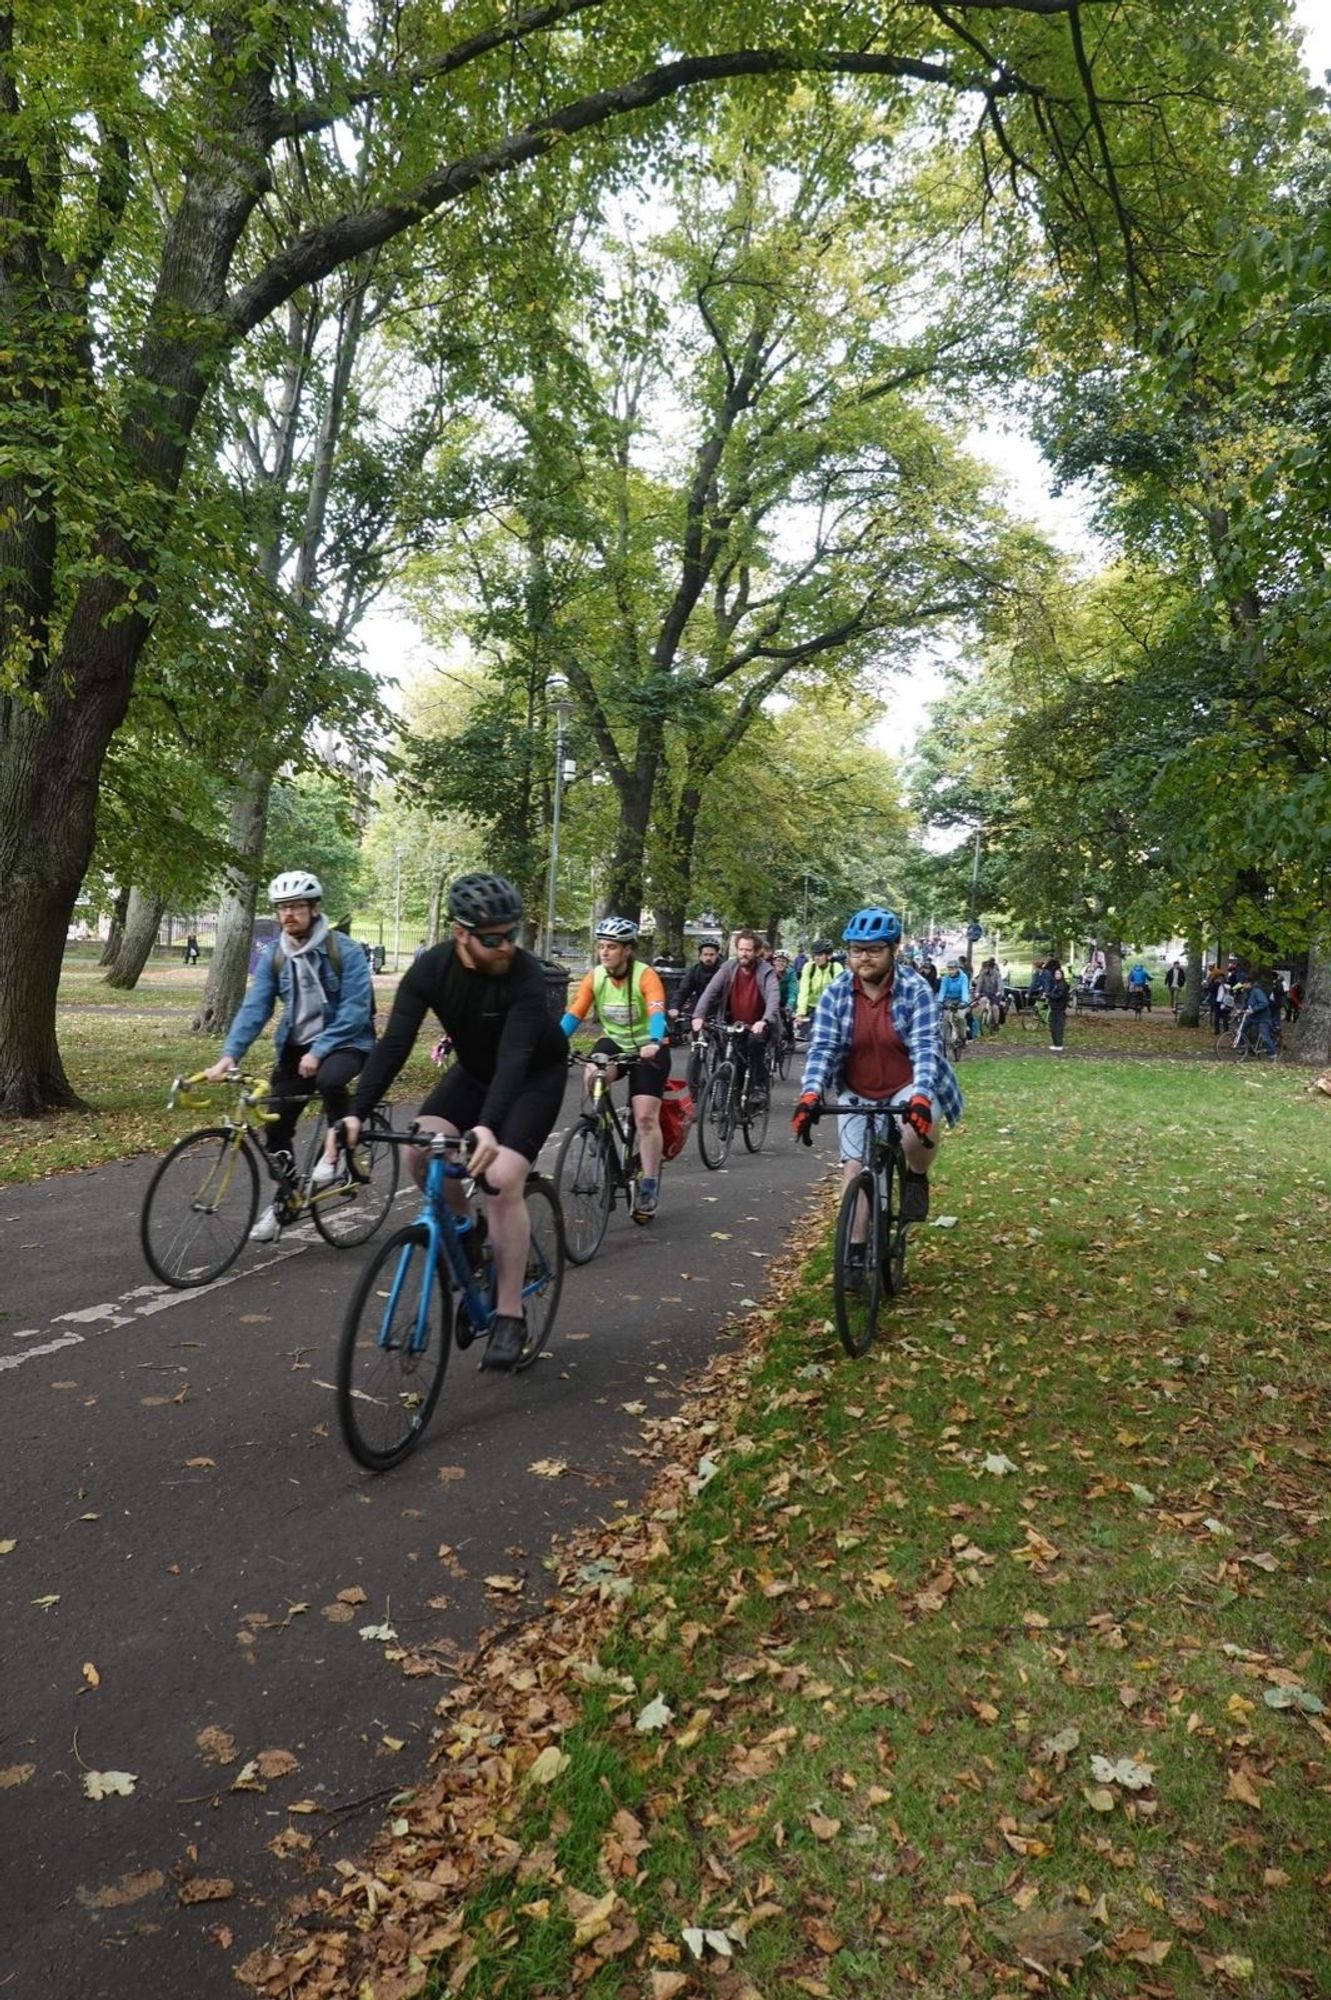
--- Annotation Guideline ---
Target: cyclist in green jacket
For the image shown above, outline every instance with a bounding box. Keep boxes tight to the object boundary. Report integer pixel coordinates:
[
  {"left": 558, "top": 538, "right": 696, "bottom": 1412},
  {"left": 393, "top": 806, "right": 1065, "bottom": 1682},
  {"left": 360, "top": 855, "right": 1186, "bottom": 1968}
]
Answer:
[{"left": 796, "top": 940, "right": 837, "bottom": 1036}]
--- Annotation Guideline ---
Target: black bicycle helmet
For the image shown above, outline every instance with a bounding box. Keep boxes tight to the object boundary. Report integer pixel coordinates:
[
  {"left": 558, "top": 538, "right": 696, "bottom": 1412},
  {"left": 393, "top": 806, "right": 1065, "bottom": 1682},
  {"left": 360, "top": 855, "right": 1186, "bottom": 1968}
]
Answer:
[
  {"left": 447, "top": 872, "right": 523, "bottom": 929},
  {"left": 812, "top": 937, "right": 834, "bottom": 956}
]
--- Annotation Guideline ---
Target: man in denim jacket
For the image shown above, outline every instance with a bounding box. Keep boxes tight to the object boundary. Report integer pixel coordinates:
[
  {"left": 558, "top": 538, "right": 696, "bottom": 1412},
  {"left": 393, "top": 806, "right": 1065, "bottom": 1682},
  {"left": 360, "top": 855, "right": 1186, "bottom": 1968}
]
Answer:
[{"left": 204, "top": 870, "right": 375, "bottom": 1240}]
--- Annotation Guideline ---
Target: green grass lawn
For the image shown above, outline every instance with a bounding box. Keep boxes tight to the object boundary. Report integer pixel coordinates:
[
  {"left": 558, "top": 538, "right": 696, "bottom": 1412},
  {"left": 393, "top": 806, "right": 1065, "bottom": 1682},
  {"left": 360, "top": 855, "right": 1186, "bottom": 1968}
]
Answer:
[
  {"left": 255, "top": 1052, "right": 1331, "bottom": 2000},
  {"left": 1, "top": 962, "right": 423, "bottom": 1184}
]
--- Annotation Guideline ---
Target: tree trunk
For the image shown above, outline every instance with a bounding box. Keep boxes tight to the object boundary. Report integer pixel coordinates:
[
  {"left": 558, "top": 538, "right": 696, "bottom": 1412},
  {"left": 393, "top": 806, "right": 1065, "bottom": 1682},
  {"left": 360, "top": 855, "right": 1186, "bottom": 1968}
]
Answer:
[
  {"left": 605, "top": 762, "right": 659, "bottom": 918},
  {"left": 1103, "top": 940, "right": 1125, "bottom": 1006},
  {"left": 103, "top": 888, "right": 167, "bottom": 989},
  {"left": 98, "top": 884, "right": 130, "bottom": 966},
  {"left": 193, "top": 764, "right": 272, "bottom": 1037},
  {"left": 1292, "top": 937, "right": 1331, "bottom": 1064},
  {"left": 426, "top": 868, "right": 448, "bottom": 947},
  {"left": 1178, "top": 930, "right": 1203, "bottom": 1029}
]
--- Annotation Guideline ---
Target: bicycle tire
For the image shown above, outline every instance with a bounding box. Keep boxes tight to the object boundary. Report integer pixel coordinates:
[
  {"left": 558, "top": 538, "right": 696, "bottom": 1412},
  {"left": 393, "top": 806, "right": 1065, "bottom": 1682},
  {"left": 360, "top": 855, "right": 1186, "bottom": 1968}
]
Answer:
[
  {"left": 741, "top": 1075, "right": 770, "bottom": 1153},
  {"left": 140, "top": 1127, "right": 260, "bottom": 1288},
  {"left": 1214, "top": 1033, "right": 1242, "bottom": 1061},
  {"left": 552, "top": 1117, "right": 613, "bottom": 1263},
  {"left": 686, "top": 1042, "right": 708, "bottom": 1098},
  {"left": 311, "top": 1108, "right": 402, "bottom": 1248},
  {"left": 833, "top": 1169, "right": 882, "bottom": 1359},
  {"left": 776, "top": 1029, "right": 793, "bottom": 1082},
  {"left": 697, "top": 1066, "right": 736, "bottom": 1170},
  {"left": 337, "top": 1225, "right": 451, "bottom": 1471},
  {"left": 879, "top": 1145, "right": 909, "bottom": 1297},
  {"left": 513, "top": 1174, "right": 566, "bottom": 1372}
]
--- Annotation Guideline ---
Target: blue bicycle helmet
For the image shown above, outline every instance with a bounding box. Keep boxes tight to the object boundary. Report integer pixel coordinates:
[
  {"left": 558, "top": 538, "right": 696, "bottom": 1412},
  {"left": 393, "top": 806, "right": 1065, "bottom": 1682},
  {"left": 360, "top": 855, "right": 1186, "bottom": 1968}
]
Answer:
[{"left": 842, "top": 906, "right": 902, "bottom": 946}]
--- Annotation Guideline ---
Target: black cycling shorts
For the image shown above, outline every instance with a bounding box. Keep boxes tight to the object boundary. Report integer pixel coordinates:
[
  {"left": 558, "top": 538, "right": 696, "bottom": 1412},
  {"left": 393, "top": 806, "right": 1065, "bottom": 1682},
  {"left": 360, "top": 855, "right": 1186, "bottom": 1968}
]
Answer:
[
  {"left": 589, "top": 1036, "right": 670, "bottom": 1100},
  {"left": 417, "top": 1063, "right": 565, "bottom": 1163}
]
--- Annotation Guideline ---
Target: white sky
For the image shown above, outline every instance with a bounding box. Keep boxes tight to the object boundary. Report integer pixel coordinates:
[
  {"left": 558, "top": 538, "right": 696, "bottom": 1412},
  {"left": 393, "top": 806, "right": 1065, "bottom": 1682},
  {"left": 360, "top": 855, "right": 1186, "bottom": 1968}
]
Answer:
[{"left": 363, "top": 0, "right": 1331, "bottom": 755}]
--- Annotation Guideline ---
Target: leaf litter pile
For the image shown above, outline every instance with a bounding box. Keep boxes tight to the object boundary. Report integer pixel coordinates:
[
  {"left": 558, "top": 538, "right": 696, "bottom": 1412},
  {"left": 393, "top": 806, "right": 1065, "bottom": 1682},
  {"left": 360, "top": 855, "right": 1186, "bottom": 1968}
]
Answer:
[{"left": 241, "top": 1059, "right": 1330, "bottom": 1998}]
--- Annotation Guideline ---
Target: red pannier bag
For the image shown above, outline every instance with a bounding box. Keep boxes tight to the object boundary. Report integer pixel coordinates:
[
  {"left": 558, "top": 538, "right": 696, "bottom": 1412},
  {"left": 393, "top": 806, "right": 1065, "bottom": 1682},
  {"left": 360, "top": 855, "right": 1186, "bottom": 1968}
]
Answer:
[{"left": 658, "top": 1077, "right": 695, "bottom": 1161}]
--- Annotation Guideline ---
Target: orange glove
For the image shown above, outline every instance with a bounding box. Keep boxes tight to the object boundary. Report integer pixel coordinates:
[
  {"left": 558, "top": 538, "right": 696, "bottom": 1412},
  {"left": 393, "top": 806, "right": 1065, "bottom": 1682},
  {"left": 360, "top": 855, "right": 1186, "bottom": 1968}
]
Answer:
[
  {"left": 903, "top": 1092, "right": 933, "bottom": 1143},
  {"left": 791, "top": 1092, "right": 820, "bottom": 1147}
]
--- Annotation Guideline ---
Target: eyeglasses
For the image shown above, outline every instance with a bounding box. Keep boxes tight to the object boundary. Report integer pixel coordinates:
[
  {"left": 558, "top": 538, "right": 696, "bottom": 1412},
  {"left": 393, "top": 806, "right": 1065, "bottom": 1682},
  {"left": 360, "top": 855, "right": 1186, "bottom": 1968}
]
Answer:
[
  {"left": 469, "top": 925, "right": 519, "bottom": 949},
  {"left": 848, "top": 943, "right": 890, "bottom": 956}
]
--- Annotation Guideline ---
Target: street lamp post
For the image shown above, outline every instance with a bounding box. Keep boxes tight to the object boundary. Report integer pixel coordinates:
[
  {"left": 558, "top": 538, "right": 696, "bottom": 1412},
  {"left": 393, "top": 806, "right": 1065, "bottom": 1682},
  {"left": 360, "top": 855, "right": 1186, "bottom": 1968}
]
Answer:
[
  {"left": 544, "top": 689, "right": 574, "bottom": 958},
  {"left": 392, "top": 848, "right": 402, "bottom": 971}
]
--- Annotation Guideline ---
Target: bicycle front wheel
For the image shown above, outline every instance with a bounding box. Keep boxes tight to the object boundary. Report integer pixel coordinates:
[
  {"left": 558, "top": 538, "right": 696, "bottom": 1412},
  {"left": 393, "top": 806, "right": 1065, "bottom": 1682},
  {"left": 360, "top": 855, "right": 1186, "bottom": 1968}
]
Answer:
[
  {"left": 697, "top": 1066, "right": 736, "bottom": 1170},
  {"left": 140, "top": 1127, "right": 260, "bottom": 1288},
  {"left": 833, "top": 1169, "right": 882, "bottom": 1359},
  {"left": 879, "top": 1146, "right": 909, "bottom": 1298},
  {"left": 553, "top": 1117, "right": 613, "bottom": 1264},
  {"left": 337, "top": 1225, "right": 451, "bottom": 1471},
  {"left": 741, "top": 1072, "right": 770, "bottom": 1153},
  {"left": 1214, "top": 1032, "right": 1242, "bottom": 1061},
  {"left": 312, "top": 1107, "right": 402, "bottom": 1248},
  {"left": 513, "top": 1174, "right": 566, "bottom": 1373}
]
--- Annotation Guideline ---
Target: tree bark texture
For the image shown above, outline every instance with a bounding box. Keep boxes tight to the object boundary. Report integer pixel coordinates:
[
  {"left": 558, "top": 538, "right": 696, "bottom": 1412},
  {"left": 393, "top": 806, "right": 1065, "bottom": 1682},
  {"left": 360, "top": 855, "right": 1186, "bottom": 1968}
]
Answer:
[
  {"left": 193, "top": 766, "right": 271, "bottom": 1038},
  {"left": 1292, "top": 937, "right": 1331, "bottom": 1065},
  {"left": 1177, "top": 931, "right": 1203, "bottom": 1029},
  {"left": 103, "top": 887, "right": 167, "bottom": 990},
  {"left": 98, "top": 885, "right": 131, "bottom": 966}
]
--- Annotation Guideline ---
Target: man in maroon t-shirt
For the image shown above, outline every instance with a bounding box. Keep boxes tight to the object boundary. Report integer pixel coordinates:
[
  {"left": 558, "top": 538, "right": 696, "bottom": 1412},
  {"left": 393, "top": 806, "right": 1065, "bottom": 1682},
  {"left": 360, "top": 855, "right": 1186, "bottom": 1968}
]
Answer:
[{"left": 692, "top": 929, "right": 780, "bottom": 1100}]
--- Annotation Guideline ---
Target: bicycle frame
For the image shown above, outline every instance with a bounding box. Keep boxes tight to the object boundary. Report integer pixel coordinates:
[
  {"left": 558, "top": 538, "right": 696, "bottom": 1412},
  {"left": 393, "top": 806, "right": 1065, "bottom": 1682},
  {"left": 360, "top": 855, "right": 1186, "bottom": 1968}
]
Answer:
[
  {"left": 579, "top": 1055, "right": 639, "bottom": 1195},
  {"left": 168, "top": 1070, "right": 385, "bottom": 1219},
  {"left": 375, "top": 1135, "right": 494, "bottom": 1353}
]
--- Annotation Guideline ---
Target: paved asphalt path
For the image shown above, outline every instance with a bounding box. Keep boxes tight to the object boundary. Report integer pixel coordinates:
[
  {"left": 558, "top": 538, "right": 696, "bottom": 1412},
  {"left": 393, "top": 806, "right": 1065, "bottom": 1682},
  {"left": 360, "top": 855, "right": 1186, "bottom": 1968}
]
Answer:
[{"left": 0, "top": 1062, "right": 840, "bottom": 1996}]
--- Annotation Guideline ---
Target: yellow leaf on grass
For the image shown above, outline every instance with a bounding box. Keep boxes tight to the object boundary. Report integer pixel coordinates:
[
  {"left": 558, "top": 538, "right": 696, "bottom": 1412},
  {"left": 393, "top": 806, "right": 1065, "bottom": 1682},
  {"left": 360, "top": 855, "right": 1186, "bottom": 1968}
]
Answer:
[
  {"left": 565, "top": 1887, "right": 618, "bottom": 1950},
  {"left": 1214, "top": 1953, "right": 1255, "bottom": 1978},
  {"left": 1226, "top": 1766, "right": 1264, "bottom": 1810},
  {"left": 525, "top": 1746, "right": 570, "bottom": 1787},
  {"left": 807, "top": 1813, "right": 841, "bottom": 1841}
]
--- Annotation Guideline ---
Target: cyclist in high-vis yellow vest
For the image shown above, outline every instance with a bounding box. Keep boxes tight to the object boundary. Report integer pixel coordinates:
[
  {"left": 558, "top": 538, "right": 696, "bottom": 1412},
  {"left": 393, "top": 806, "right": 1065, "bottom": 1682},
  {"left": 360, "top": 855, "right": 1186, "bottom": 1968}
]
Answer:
[
  {"left": 561, "top": 916, "right": 671, "bottom": 1219},
  {"left": 796, "top": 939, "right": 838, "bottom": 1033}
]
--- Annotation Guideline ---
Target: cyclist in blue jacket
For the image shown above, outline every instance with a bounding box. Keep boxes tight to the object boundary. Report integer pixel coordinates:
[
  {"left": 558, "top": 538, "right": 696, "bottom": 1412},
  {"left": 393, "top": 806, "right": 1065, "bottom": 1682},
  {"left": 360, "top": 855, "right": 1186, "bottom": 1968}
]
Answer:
[{"left": 204, "top": 870, "right": 375, "bottom": 1241}]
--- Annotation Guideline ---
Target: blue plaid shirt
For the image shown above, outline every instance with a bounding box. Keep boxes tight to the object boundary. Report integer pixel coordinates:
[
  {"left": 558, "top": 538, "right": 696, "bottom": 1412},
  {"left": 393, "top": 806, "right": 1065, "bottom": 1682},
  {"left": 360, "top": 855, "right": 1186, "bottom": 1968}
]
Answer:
[{"left": 799, "top": 965, "right": 964, "bottom": 1126}]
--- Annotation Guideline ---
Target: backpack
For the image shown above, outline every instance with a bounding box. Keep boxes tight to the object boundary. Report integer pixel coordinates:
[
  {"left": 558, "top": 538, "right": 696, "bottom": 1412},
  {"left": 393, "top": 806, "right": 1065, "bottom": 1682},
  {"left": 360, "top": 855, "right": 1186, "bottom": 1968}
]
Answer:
[
  {"left": 327, "top": 926, "right": 377, "bottom": 1026},
  {"left": 659, "top": 1077, "right": 695, "bottom": 1161}
]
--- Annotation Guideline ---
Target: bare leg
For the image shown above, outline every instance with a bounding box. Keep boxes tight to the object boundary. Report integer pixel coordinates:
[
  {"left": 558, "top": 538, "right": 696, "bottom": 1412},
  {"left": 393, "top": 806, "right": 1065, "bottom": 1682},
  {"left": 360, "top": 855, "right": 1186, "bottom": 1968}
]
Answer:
[
  {"left": 633, "top": 1094, "right": 663, "bottom": 1180},
  {"left": 482, "top": 1146, "right": 533, "bottom": 1318}
]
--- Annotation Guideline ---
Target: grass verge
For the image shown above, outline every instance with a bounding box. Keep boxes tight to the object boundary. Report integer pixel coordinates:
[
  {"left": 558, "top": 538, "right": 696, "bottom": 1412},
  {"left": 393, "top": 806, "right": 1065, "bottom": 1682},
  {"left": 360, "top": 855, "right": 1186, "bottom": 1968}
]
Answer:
[{"left": 244, "top": 1054, "right": 1331, "bottom": 2000}]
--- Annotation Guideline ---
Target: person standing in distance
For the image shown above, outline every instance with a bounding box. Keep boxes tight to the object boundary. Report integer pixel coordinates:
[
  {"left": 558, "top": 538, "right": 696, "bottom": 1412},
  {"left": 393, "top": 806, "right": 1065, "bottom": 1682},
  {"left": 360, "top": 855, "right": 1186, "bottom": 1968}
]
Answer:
[
  {"left": 338, "top": 874, "right": 569, "bottom": 1373},
  {"left": 203, "top": 871, "right": 375, "bottom": 1242}
]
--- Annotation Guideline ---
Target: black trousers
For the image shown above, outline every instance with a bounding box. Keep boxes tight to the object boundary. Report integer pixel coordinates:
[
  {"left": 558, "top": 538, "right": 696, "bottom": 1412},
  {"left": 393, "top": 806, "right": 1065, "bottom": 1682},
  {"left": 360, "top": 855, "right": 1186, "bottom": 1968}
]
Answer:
[{"left": 266, "top": 1043, "right": 363, "bottom": 1159}]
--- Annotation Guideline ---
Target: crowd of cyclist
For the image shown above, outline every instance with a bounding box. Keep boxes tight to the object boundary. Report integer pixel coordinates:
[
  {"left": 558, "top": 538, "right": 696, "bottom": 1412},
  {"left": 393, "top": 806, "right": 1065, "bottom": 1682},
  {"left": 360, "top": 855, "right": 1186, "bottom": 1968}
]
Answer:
[{"left": 202, "top": 870, "right": 966, "bottom": 1371}]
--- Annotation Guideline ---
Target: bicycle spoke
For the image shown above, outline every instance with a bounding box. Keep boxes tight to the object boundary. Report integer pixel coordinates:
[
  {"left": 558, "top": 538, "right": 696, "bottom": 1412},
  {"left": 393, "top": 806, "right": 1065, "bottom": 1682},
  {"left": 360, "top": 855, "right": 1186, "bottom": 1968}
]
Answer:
[
  {"left": 140, "top": 1128, "right": 259, "bottom": 1288},
  {"left": 312, "top": 1109, "right": 402, "bottom": 1247},
  {"left": 833, "top": 1169, "right": 881, "bottom": 1358},
  {"left": 553, "top": 1118, "right": 612, "bottom": 1263},
  {"left": 337, "top": 1226, "right": 450, "bottom": 1470},
  {"left": 513, "top": 1175, "right": 566, "bottom": 1372}
]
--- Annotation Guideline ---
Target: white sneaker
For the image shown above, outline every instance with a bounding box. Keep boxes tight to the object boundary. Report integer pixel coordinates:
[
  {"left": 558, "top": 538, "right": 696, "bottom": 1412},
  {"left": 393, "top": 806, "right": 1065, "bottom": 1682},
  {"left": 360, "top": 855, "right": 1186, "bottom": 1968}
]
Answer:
[
  {"left": 250, "top": 1205, "right": 281, "bottom": 1243},
  {"left": 310, "top": 1155, "right": 342, "bottom": 1186}
]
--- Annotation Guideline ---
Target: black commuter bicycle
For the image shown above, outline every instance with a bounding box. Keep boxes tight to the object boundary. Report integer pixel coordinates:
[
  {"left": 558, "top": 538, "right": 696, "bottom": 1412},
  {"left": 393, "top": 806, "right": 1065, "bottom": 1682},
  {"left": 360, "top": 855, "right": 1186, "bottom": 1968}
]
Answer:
[
  {"left": 696, "top": 1023, "right": 770, "bottom": 1169},
  {"left": 814, "top": 1101, "right": 933, "bottom": 1358},
  {"left": 552, "top": 1051, "right": 655, "bottom": 1263},
  {"left": 140, "top": 1072, "right": 399, "bottom": 1288}
]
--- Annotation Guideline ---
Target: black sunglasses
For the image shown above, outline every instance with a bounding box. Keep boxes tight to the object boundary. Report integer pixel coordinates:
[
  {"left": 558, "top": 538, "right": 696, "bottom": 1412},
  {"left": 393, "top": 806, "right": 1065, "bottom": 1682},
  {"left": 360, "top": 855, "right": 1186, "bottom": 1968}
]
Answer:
[{"left": 468, "top": 924, "right": 519, "bottom": 949}]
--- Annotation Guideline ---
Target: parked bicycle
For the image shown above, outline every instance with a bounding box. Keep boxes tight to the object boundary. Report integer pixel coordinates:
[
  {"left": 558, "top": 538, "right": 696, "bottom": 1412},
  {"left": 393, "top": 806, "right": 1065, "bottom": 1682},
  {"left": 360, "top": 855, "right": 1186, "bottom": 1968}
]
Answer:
[
  {"left": 1019, "top": 993, "right": 1051, "bottom": 1036},
  {"left": 553, "top": 1051, "right": 655, "bottom": 1264},
  {"left": 140, "top": 1072, "right": 399, "bottom": 1288},
  {"left": 815, "top": 1101, "right": 933, "bottom": 1358},
  {"left": 336, "top": 1131, "right": 565, "bottom": 1470},
  {"left": 696, "top": 1023, "right": 770, "bottom": 1169}
]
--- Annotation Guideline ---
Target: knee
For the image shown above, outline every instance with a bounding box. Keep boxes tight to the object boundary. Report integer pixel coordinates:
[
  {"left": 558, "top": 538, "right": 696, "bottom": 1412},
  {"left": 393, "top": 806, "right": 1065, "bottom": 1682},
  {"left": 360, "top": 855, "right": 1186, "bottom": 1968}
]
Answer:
[{"left": 636, "top": 1102, "right": 661, "bottom": 1134}]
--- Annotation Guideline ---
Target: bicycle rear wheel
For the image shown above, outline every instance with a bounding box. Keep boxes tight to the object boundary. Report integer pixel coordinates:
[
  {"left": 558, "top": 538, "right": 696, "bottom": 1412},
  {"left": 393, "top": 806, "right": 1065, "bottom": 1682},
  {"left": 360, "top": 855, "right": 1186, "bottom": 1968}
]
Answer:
[
  {"left": 337, "top": 1225, "right": 451, "bottom": 1471},
  {"left": 552, "top": 1117, "right": 613, "bottom": 1264},
  {"left": 513, "top": 1174, "right": 566, "bottom": 1372},
  {"left": 741, "top": 1072, "right": 770, "bottom": 1153},
  {"left": 311, "top": 1108, "right": 402, "bottom": 1247},
  {"left": 879, "top": 1145, "right": 909, "bottom": 1298},
  {"left": 697, "top": 1065, "right": 736, "bottom": 1169},
  {"left": 833, "top": 1169, "right": 882, "bottom": 1358},
  {"left": 140, "top": 1127, "right": 260, "bottom": 1288}
]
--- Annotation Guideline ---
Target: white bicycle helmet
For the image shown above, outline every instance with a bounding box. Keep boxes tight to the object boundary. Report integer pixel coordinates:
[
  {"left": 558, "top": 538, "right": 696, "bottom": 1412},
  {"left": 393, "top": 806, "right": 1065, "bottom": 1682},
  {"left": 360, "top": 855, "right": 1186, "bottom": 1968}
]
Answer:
[
  {"left": 595, "top": 915, "right": 639, "bottom": 942},
  {"left": 269, "top": 870, "right": 323, "bottom": 903}
]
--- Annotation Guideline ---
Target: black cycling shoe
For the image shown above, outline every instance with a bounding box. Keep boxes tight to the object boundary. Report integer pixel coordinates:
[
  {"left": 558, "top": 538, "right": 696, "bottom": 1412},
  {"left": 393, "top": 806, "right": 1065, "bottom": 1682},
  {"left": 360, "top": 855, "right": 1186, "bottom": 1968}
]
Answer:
[
  {"left": 901, "top": 1170, "right": 930, "bottom": 1223},
  {"left": 480, "top": 1313, "right": 526, "bottom": 1372}
]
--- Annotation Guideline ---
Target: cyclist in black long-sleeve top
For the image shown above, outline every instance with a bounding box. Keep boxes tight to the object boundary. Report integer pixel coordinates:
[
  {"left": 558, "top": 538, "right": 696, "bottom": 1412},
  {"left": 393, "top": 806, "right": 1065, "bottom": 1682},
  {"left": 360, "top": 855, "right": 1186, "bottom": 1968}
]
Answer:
[{"left": 337, "top": 874, "right": 568, "bottom": 1372}]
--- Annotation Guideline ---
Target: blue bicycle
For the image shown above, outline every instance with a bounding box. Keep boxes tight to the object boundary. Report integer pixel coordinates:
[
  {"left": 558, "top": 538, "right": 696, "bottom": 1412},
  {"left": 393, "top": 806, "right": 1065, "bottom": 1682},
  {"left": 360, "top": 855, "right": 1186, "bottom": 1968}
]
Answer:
[{"left": 335, "top": 1132, "right": 565, "bottom": 1470}]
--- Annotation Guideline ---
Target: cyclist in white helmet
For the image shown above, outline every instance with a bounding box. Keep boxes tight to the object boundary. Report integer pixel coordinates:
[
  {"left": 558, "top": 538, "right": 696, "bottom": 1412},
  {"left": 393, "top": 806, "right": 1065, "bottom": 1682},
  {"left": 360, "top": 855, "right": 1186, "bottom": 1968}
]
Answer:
[{"left": 203, "top": 871, "right": 376, "bottom": 1241}]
